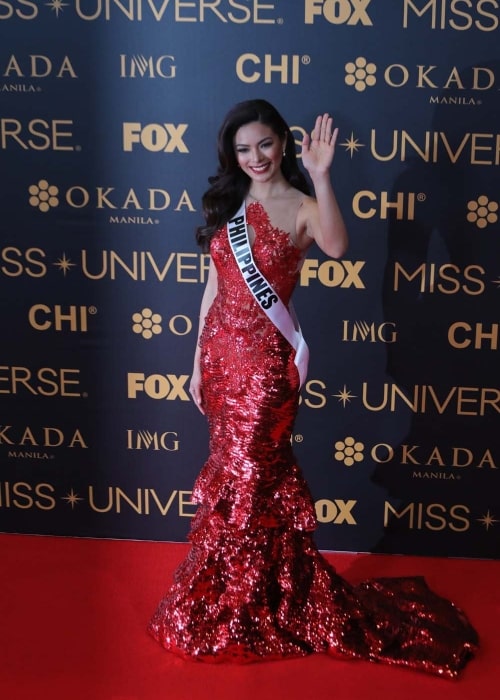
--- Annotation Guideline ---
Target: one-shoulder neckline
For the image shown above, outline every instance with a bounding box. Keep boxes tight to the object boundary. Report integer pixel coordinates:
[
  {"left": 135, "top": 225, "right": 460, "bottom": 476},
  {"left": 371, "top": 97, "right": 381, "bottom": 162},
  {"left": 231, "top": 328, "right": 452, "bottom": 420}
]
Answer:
[{"left": 245, "top": 199, "right": 304, "bottom": 253}]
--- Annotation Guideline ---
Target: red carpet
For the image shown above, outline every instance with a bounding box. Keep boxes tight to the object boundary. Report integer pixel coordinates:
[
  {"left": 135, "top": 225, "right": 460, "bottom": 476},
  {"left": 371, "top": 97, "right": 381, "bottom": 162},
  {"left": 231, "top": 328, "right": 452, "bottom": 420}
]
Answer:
[{"left": 0, "top": 534, "right": 498, "bottom": 700}]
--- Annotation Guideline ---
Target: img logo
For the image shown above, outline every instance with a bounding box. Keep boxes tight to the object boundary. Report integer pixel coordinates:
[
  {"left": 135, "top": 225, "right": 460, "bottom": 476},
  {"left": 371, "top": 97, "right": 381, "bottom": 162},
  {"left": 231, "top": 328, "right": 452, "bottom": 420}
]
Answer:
[
  {"left": 119, "top": 54, "right": 176, "bottom": 78},
  {"left": 126, "top": 429, "right": 179, "bottom": 451},
  {"left": 342, "top": 321, "right": 397, "bottom": 343},
  {"left": 305, "top": 0, "right": 373, "bottom": 24}
]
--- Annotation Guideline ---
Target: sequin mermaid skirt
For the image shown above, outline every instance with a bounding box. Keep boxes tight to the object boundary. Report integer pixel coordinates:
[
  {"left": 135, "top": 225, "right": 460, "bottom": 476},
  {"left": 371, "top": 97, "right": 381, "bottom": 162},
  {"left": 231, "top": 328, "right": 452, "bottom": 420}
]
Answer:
[{"left": 148, "top": 324, "right": 478, "bottom": 678}]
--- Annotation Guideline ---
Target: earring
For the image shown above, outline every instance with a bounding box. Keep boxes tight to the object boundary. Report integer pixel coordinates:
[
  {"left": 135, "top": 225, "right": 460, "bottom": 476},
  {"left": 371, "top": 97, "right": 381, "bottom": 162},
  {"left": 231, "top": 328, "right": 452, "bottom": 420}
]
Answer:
[{"left": 282, "top": 150, "right": 286, "bottom": 156}]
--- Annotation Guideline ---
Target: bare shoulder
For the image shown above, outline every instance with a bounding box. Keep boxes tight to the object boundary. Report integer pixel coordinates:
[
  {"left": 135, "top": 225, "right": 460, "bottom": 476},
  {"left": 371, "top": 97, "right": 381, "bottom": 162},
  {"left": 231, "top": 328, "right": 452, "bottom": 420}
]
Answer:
[
  {"left": 297, "top": 194, "right": 317, "bottom": 215},
  {"left": 284, "top": 187, "right": 310, "bottom": 205}
]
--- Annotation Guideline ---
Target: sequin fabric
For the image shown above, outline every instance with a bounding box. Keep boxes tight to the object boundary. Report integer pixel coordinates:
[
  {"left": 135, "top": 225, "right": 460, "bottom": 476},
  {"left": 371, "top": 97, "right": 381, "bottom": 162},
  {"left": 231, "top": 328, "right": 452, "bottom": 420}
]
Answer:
[{"left": 148, "top": 201, "right": 478, "bottom": 678}]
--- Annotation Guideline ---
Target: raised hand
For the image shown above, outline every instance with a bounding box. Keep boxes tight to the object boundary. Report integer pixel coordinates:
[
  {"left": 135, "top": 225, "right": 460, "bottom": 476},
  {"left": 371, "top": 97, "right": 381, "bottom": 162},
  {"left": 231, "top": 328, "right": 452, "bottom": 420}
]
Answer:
[{"left": 300, "top": 113, "right": 338, "bottom": 179}]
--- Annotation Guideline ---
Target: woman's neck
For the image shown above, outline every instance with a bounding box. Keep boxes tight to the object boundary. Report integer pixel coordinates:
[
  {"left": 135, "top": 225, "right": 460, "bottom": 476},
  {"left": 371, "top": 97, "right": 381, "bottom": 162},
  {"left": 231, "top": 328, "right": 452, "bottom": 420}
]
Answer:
[{"left": 248, "top": 182, "right": 293, "bottom": 202}]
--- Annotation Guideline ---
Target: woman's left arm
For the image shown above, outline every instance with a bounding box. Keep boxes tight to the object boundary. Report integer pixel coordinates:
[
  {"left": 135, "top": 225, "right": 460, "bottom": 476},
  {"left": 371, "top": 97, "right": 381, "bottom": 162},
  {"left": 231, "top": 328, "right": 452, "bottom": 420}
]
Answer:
[{"left": 300, "top": 113, "right": 348, "bottom": 259}]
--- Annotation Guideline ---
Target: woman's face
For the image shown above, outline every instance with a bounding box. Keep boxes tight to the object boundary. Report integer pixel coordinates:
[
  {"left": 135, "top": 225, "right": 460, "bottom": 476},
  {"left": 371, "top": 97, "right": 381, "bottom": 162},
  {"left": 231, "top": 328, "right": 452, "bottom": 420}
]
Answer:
[{"left": 233, "top": 121, "right": 285, "bottom": 184}]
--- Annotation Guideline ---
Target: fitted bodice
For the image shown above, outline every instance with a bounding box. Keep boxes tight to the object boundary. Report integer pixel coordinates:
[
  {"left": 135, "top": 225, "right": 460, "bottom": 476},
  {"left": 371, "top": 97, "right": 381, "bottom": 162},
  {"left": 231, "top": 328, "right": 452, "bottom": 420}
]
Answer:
[{"left": 207, "top": 200, "right": 304, "bottom": 334}]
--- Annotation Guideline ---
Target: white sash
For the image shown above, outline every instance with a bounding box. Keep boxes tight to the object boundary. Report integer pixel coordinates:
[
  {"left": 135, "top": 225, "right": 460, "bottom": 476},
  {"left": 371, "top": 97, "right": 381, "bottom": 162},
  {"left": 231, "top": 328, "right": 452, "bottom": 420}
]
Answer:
[{"left": 227, "top": 201, "right": 309, "bottom": 388}]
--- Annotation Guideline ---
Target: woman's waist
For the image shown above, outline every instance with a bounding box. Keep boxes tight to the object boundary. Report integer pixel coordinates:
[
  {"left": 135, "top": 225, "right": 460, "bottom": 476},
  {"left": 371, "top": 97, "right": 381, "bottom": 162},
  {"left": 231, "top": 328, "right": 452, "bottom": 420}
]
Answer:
[{"left": 208, "top": 301, "right": 274, "bottom": 332}]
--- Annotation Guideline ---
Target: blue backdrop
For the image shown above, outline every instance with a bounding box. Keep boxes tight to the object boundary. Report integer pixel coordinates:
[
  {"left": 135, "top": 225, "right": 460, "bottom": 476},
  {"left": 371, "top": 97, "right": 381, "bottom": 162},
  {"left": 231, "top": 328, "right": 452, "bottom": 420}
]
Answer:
[{"left": 1, "top": 0, "right": 499, "bottom": 558}]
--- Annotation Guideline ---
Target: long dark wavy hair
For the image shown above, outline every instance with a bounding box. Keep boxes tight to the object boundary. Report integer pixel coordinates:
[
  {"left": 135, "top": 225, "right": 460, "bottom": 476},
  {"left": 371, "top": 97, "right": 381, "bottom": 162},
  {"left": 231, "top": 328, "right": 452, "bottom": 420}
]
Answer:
[{"left": 196, "top": 99, "right": 311, "bottom": 251}]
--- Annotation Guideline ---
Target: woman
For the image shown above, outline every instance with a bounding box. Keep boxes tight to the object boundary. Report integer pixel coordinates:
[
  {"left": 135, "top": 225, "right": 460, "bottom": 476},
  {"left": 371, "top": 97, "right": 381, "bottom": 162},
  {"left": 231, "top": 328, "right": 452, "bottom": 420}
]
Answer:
[{"left": 148, "top": 100, "right": 478, "bottom": 676}]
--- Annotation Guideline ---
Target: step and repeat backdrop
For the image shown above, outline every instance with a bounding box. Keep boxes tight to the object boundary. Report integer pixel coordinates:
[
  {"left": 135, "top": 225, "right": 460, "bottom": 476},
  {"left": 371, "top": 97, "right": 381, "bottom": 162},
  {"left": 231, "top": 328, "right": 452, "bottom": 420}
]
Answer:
[{"left": 1, "top": 1, "right": 499, "bottom": 558}]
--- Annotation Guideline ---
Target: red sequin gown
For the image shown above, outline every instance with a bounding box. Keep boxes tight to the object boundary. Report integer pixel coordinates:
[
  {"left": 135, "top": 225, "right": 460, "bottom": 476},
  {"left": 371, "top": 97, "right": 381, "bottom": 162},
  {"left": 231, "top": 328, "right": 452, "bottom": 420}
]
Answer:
[{"left": 148, "top": 201, "right": 478, "bottom": 677}]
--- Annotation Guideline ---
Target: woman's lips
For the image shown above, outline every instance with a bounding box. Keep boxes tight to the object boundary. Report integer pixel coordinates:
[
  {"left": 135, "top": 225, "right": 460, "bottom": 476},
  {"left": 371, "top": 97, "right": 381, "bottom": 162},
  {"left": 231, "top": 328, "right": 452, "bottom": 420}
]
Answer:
[{"left": 250, "top": 163, "right": 270, "bottom": 173}]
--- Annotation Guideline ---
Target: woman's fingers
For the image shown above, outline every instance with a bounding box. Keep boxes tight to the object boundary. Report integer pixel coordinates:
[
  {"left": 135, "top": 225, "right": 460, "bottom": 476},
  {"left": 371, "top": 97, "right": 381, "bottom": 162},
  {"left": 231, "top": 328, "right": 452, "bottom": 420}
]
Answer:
[
  {"left": 312, "top": 114, "right": 335, "bottom": 143},
  {"left": 189, "top": 386, "right": 205, "bottom": 414}
]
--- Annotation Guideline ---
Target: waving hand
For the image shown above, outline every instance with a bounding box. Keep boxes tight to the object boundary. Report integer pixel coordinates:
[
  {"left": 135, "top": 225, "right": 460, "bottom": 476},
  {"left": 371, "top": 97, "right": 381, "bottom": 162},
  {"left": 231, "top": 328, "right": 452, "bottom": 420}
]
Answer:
[{"left": 300, "top": 113, "right": 338, "bottom": 178}]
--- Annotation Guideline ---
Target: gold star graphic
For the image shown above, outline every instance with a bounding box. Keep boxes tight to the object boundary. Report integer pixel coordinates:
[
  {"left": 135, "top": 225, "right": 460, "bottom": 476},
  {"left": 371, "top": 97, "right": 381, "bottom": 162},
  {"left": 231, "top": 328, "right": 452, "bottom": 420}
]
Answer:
[
  {"left": 340, "top": 132, "right": 365, "bottom": 159},
  {"left": 46, "top": 1, "right": 69, "bottom": 17},
  {"left": 477, "top": 510, "right": 499, "bottom": 531},
  {"left": 53, "top": 253, "right": 76, "bottom": 276},
  {"left": 333, "top": 385, "right": 357, "bottom": 407},
  {"left": 61, "top": 489, "right": 84, "bottom": 510}
]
